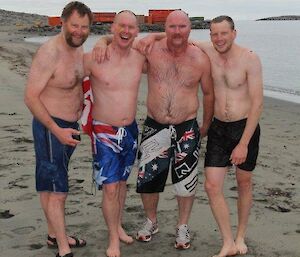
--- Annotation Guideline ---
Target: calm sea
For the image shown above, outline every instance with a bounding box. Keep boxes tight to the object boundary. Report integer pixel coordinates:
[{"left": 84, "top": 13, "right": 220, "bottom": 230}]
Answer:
[{"left": 25, "top": 20, "right": 300, "bottom": 104}]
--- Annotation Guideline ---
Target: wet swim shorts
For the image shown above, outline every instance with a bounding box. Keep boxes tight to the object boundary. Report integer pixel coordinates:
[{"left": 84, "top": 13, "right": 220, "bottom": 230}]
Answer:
[
  {"left": 205, "top": 118, "right": 260, "bottom": 171},
  {"left": 136, "top": 116, "right": 201, "bottom": 197},
  {"left": 92, "top": 120, "right": 138, "bottom": 188},
  {"left": 33, "top": 117, "right": 79, "bottom": 193}
]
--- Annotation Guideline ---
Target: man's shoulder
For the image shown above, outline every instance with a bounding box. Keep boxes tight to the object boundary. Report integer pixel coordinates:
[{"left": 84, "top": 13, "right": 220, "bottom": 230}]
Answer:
[
  {"left": 151, "top": 38, "right": 166, "bottom": 51},
  {"left": 37, "top": 36, "right": 60, "bottom": 59},
  {"left": 238, "top": 46, "right": 261, "bottom": 67},
  {"left": 131, "top": 47, "right": 146, "bottom": 60},
  {"left": 238, "top": 45, "right": 259, "bottom": 58},
  {"left": 187, "top": 44, "right": 210, "bottom": 65}
]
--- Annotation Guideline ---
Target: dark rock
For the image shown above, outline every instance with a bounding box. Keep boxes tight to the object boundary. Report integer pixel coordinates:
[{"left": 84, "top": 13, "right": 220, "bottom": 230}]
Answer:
[
  {"left": 0, "top": 210, "right": 15, "bottom": 219},
  {"left": 257, "top": 15, "right": 300, "bottom": 21}
]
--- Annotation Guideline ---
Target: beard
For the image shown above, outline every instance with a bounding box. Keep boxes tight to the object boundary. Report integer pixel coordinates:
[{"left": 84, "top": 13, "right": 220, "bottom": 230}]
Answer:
[
  {"left": 214, "top": 42, "right": 233, "bottom": 54},
  {"left": 65, "top": 31, "right": 88, "bottom": 48}
]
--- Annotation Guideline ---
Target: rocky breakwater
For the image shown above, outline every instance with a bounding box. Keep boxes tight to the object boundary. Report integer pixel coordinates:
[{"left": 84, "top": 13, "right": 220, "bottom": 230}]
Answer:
[{"left": 257, "top": 15, "right": 300, "bottom": 21}]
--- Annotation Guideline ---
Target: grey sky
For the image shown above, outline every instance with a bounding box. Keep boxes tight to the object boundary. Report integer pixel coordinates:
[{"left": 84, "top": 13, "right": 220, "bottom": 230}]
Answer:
[{"left": 0, "top": 0, "right": 299, "bottom": 19}]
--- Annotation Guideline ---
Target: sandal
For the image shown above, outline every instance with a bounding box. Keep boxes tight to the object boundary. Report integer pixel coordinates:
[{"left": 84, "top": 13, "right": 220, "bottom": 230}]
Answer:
[
  {"left": 48, "top": 235, "right": 87, "bottom": 248},
  {"left": 56, "top": 253, "right": 73, "bottom": 257}
]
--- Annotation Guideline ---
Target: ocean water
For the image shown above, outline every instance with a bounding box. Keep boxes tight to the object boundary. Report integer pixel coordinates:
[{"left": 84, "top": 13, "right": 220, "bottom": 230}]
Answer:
[
  {"left": 25, "top": 20, "right": 300, "bottom": 104},
  {"left": 190, "top": 20, "right": 300, "bottom": 104}
]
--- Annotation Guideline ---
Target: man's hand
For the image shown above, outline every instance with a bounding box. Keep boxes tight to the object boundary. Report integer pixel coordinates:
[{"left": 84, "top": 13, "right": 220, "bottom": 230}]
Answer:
[
  {"left": 54, "top": 127, "right": 81, "bottom": 147},
  {"left": 199, "top": 125, "right": 209, "bottom": 138},
  {"left": 92, "top": 39, "right": 110, "bottom": 63},
  {"left": 135, "top": 34, "right": 157, "bottom": 55},
  {"left": 230, "top": 143, "right": 248, "bottom": 165}
]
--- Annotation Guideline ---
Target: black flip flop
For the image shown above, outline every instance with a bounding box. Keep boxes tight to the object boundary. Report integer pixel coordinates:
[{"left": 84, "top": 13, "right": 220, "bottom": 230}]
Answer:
[
  {"left": 47, "top": 235, "right": 87, "bottom": 248},
  {"left": 56, "top": 253, "right": 73, "bottom": 257}
]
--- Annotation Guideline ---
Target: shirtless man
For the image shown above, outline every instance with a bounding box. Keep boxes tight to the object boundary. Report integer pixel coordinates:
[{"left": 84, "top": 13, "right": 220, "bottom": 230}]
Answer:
[
  {"left": 84, "top": 11, "right": 146, "bottom": 257},
  {"left": 194, "top": 16, "right": 263, "bottom": 257},
  {"left": 135, "top": 10, "right": 214, "bottom": 249},
  {"left": 93, "top": 9, "right": 214, "bottom": 250},
  {"left": 24, "top": 2, "right": 93, "bottom": 257}
]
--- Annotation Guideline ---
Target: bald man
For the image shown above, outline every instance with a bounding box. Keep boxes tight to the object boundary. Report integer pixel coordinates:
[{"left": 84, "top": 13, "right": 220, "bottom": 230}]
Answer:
[
  {"left": 84, "top": 10, "right": 146, "bottom": 257},
  {"left": 135, "top": 10, "right": 214, "bottom": 249}
]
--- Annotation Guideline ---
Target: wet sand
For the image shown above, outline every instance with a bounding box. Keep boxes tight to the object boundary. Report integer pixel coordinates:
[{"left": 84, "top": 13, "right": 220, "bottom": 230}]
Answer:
[{"left": 0, "top": 10, "right": 299, "bottom": 257}]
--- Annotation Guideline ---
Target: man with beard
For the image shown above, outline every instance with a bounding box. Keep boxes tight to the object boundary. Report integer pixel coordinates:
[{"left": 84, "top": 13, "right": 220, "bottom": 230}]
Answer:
[
  {"left": 84, "top": 10, "right": 146, "bottom": 257},
  {"left": 24, "top": 2, "right": 93, "bottom": 257}
]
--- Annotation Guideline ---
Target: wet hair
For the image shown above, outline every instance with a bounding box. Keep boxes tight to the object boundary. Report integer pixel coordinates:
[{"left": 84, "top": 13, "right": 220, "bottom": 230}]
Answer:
[
  {"left": 210, "top": 15, "right": 235, "bottom": 30},
  {"left": 114, "top": 10, "right": 138, "bottom": 25},
  {"left": 61, "top": 1, "right": 93, "bottom": 25}
]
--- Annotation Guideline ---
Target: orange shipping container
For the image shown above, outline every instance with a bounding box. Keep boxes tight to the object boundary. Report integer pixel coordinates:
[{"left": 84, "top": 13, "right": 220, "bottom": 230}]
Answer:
[
  {"left": 148, "top": 9, "right": 179, "bottom": 24},
  {"left": 48, "top": 16, "right": 61, "bottom": 26},
  {"left": 93, "top": 12, "right": 116, "bottom": 23}
]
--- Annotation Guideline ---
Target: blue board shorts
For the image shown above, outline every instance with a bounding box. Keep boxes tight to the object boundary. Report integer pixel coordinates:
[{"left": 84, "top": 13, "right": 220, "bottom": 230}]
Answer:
[
  {"left": 92, "top": 120, "right": 138, "bottom": 189},
  {"left": 32, "top": 117, "right": 79, "bottom": 193}
]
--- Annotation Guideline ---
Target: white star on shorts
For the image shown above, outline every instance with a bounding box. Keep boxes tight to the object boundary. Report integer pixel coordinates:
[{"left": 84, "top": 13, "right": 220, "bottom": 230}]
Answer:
[
  {"left": 183, "top": 143, "right": 190, "bottom": 150},
  {"left": 152, "top": 163, "right": 158, "bottom": 171}
]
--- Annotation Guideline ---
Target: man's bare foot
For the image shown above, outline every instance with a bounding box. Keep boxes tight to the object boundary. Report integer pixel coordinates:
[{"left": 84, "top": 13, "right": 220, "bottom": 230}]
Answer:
[
  {"left": 106, "top": 247, "right": 120, "bottom": 257},
  {"left": 235, "top": 238, "right": 248, "bottom": 255},
  {"left": 212, "top": 242, "right": 237, "bottom": 257},
  {"left": 118, "top": 226, "right": 134, "bottom": 244}
]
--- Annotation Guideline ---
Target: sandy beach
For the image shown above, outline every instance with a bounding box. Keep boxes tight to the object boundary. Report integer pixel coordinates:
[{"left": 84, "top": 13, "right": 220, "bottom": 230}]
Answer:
[{"left": 0, "top": 10, "right": 299, "bottom": 257}]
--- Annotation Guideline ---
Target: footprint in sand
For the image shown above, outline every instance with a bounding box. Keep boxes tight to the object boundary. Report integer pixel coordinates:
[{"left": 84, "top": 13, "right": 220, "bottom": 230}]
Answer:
[
  {"left": 13, "top": 137, "right": 33, "bottom": 144},
  {"left": 125, "top": 205, "right": 141, "bottom": 213},
  {"left": 65, "top": 208, "right": 80, "bottom": 216},
  {"left": 11, "top": 226, "right": 35, "bottom": 235},
  {"left": 28, "top": 243, "right": 43, "bottom": 250}
]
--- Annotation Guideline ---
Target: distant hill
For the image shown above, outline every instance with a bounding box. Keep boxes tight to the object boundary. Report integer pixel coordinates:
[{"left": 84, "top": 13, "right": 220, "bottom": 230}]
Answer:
[{"left": 257, "top": 15, "right": 300, "bottom": 21}]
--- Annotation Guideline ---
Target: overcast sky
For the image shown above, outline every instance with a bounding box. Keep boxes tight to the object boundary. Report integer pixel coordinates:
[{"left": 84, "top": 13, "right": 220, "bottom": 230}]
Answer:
[{"left": 1, "top": 0, "right": 300, "bottom": 20}]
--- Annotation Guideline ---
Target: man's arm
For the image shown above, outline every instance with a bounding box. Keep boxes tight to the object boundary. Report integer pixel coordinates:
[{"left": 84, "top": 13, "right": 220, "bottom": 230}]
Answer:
[
  {"left": 93, "top": 33, "right": 166, "bottom": 62},
  {"left": 230, "top": 52, "right": 263, "bottom": 165},
  {"left": 93, "top": 34, "right": 113, "bottom": 62},
  {"left": 134, "top": 32, "right": 166, "bottom": 54},
  {"left": 24, "top": 45, "right": 79, "bottom": 146},
  {"left": 199, "top": 53, "right": 214, "bottom": 137},
  {"left": 190, "top": 40, "right": 212, "bottom": 55},
  {"left": 83, "top": 52, "right": 93, "bottom": 76}
]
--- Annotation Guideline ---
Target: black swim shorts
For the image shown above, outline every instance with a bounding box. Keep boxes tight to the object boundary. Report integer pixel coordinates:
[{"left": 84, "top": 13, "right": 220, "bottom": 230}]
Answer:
[{"left": 204, "top": 118, "right": 260, "bottom": 171}]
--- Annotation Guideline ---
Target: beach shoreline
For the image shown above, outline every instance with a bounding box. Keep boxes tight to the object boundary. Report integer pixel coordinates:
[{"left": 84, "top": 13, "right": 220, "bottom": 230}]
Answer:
[{"left": 0, "top": 10, "right": 299, "bottom": 257}]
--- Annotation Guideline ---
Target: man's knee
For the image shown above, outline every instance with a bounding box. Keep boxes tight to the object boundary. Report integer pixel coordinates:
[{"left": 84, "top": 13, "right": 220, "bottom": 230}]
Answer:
[
  {"left": 49, "top": 192, "right": 68, "bottom": 203},
  {"left": 204, "top": 179, "right": 222, "bottom": 197},
  {"left": 236, "top": 170, "right": 252, "bottom": 192},
  {"left": 237, "top": 178, "right": 252, "bottom": 192},
  {"left": 103, "top": 183, "right": 119, "bottom": 200}
]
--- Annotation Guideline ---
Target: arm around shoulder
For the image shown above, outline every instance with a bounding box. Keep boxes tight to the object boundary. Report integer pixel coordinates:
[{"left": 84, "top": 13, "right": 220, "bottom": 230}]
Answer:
[{"left": 83, "top": 52, "right": 93, "bottom": 76}]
